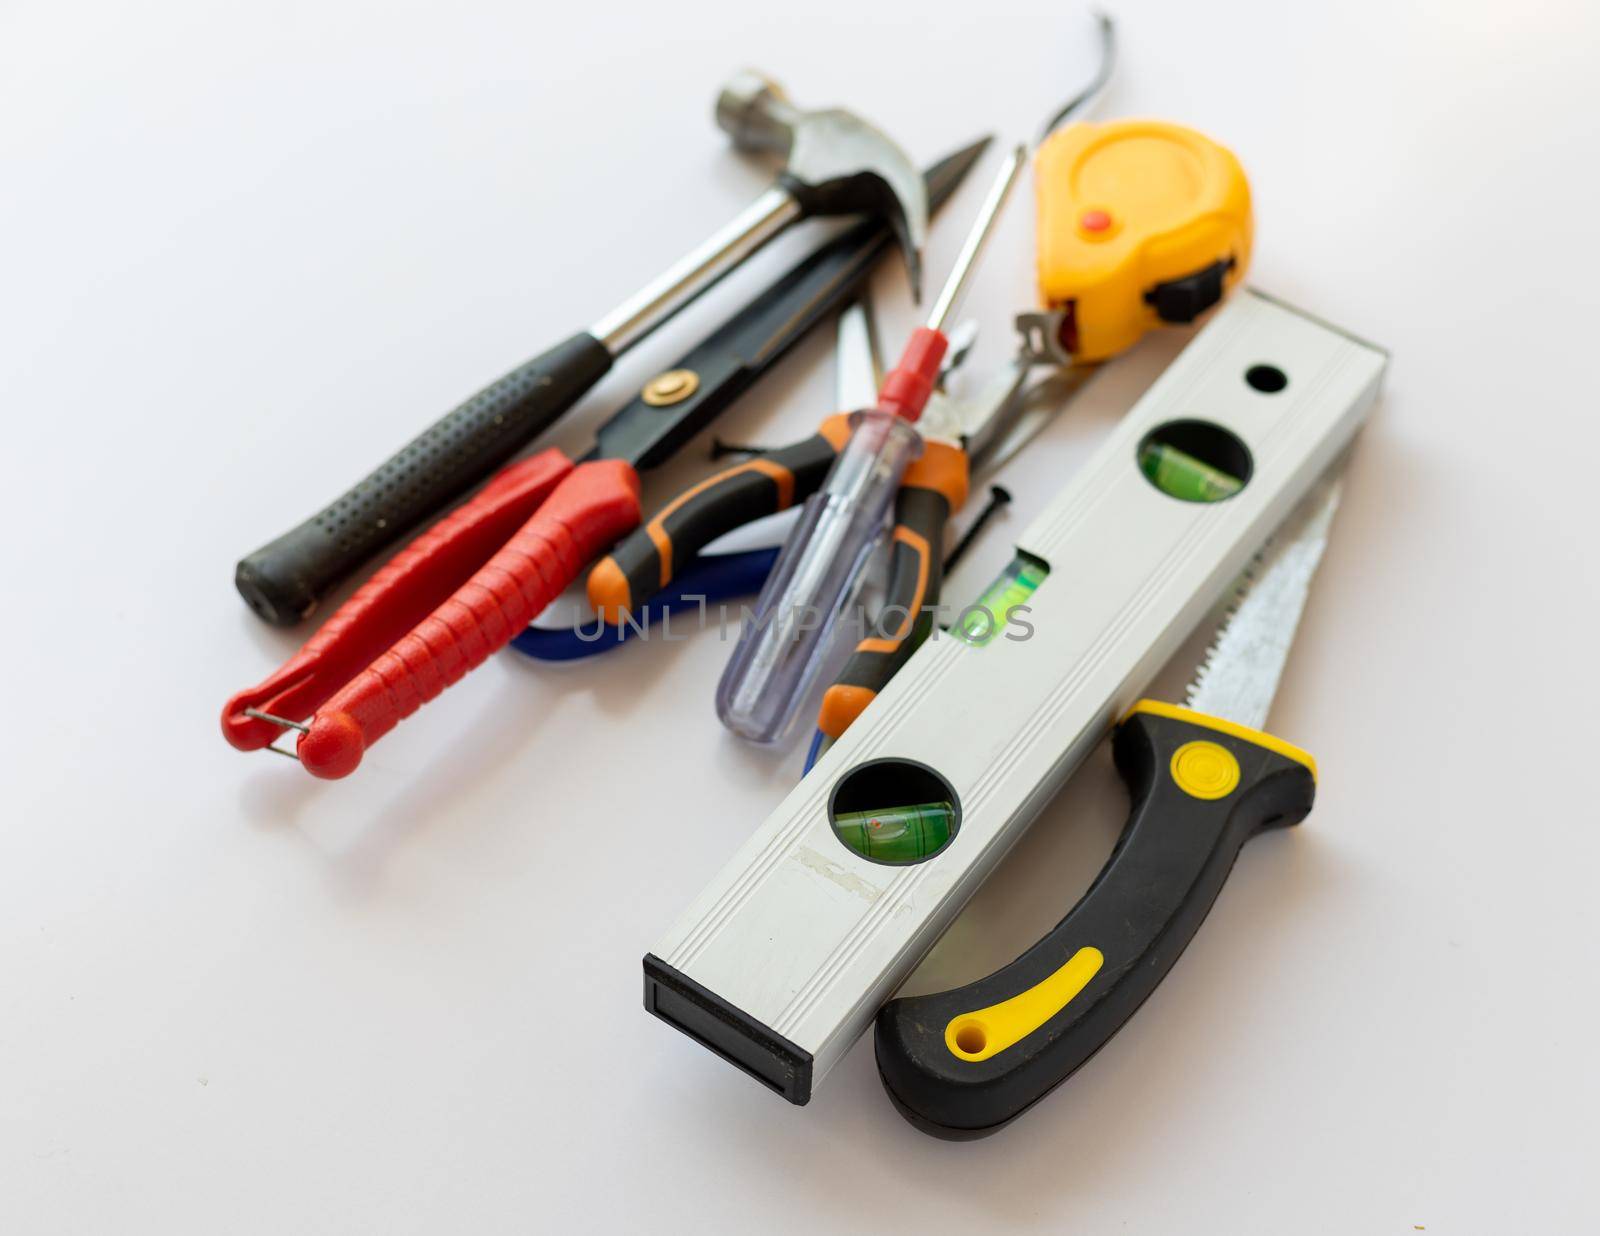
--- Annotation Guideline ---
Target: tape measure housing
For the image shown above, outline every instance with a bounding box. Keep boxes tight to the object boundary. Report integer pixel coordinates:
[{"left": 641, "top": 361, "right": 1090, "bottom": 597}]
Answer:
[{"left": 1034, "top": 119, "right": 1253, "bottom": 361}]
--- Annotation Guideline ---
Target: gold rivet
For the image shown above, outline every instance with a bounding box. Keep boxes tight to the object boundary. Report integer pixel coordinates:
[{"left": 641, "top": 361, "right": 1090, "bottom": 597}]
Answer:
[{"left": 641, "top": 368, "right": 700, "bottom": 407}]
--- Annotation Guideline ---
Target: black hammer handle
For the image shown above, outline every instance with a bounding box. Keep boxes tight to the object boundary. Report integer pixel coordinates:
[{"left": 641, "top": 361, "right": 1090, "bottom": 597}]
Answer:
[{"left": 235, "top": 332, "right": 612, "bottom": 626}]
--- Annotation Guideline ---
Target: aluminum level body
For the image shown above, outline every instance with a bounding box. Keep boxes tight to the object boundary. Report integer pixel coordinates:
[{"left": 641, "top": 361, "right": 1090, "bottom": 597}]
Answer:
[{"left": 646, "top": 291, "right": 1388, "bottom": 1103}]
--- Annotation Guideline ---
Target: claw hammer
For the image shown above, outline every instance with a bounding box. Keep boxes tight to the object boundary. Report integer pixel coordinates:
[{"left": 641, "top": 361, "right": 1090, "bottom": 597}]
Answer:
[{"left": 235, "top": 75, "right": 929, "bottom": 628}]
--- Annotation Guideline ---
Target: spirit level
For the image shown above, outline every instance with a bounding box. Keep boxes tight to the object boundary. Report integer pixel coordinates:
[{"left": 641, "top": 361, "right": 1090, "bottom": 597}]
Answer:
[{"left": 643, "top": 290, "right": 1386, "bottom": 1104}]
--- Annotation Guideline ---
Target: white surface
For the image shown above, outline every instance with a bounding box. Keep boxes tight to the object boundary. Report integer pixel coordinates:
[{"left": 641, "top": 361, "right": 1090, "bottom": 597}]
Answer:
[{"left": 2, "top": 0, "right": 1597, "bottom": 1231}]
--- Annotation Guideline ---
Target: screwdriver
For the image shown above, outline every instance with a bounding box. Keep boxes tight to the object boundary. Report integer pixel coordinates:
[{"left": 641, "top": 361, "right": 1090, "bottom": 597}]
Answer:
[{"left": 717, "top": 143, "right": 1031, "bottom": 744}]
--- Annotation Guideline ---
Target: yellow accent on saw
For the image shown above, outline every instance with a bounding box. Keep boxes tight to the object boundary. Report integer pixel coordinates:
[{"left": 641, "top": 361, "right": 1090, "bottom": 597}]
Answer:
[{"left": 945, "top": 946, "right": 1105, "bottom": 1063}]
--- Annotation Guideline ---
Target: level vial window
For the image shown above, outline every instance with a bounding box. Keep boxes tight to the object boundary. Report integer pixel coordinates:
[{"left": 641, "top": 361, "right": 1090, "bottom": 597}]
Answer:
[
  {"left": 955, "top": 553, "right": 1049, "bottom": 647},
  {"left": 828, "top": 758, "right": 961, "bottom": 866},
  {"left": 1137, "top": 419, "right": 1252, "bottom": 504}
]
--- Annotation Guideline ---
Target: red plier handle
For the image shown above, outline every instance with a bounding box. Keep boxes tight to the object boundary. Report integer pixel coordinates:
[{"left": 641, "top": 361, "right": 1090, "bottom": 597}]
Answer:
[{"left": 222, "top": 450, "right": 640, "bottom": 778}]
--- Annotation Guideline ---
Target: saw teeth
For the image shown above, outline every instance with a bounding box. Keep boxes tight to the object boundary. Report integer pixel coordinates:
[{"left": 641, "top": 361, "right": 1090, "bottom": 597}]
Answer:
[
  {"left": 1182, "top": 547, "right": 1270, "bottom": 705},
  {"left": 1181, "top": 472, "right": 1347, "bottom": 725}
]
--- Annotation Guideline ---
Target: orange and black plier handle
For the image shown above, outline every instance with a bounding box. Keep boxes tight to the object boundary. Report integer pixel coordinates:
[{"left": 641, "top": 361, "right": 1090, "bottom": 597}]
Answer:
[{"left": 588, "top": 413, "right": 971, "bottom": 739}]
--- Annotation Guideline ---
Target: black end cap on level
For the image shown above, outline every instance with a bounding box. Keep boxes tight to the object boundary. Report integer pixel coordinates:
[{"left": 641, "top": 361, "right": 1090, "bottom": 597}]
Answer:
[{"left": 643, "top": 954, "right": 813, "bottom": 1105}]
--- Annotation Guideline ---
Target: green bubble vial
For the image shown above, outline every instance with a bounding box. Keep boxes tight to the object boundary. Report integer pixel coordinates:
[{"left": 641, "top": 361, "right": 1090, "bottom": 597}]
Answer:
[
  {"left": 1138, "top": 441, "right": 1243, "bottom": 503},
  {"left": 956, "top": 554, "right": 1048, "bottom": 647},
  {"left": 832, "top": 801, "right": 956, "bottom": 864}
]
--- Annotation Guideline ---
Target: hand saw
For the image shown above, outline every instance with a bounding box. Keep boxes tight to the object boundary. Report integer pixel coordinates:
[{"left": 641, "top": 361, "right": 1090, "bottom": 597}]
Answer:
[{"left": 875, "top": 468, "right": 1347, "bottom": 1137}]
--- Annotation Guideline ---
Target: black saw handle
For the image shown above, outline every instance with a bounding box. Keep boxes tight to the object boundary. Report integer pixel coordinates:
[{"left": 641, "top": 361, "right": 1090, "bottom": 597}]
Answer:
[
  {"left": 874, "top": 701, "right": 1318, "bottom": 1139},
  {"left": 235, "top": 332, "right": 612, "bottom": 626}
]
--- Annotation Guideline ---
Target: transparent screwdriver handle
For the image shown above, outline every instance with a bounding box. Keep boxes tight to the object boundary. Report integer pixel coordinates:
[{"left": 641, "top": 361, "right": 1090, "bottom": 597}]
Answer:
[
  {"left": 716, "top": 409, "right": 923, "bottom": 743},
  {"left": 715, "top": 140, "right": 1032, "bottom": 746}
]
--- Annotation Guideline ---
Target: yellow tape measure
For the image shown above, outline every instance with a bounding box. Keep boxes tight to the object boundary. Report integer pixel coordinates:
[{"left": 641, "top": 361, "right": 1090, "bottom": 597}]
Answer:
[{"left": 1033, "top": 119, "right": 1253, "bottom": 362}]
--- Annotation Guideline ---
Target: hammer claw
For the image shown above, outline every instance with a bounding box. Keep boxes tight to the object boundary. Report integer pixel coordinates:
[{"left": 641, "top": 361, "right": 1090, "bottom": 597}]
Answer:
[{"left": 716, "top": 79, "right": 929, "bottom": 299}]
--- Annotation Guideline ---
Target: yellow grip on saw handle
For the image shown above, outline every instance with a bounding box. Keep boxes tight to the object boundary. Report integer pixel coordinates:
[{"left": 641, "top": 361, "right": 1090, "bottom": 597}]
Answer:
[{"left": 1034, "top": 119, "right": 1253, "bottom": 361}]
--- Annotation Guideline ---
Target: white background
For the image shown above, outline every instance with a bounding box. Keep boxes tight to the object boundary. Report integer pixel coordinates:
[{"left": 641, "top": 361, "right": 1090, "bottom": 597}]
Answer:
[{"left": 4, "top": 0, "right": 1598, "bottom": 1231}]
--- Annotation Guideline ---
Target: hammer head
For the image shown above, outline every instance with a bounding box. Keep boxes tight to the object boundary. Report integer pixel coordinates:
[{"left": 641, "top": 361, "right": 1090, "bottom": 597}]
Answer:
[{"left": 716, "top": 72, "right": 928, "bottom": 300}]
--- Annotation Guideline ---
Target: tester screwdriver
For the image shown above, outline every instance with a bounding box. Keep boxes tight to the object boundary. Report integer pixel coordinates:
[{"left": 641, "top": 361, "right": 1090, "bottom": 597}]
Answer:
[{"left": 716, "top": 143, "right": 1032, "bottom": 743}]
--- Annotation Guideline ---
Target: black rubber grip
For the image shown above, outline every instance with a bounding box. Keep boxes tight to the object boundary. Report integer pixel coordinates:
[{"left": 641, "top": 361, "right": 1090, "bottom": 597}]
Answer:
[
  {"left": 590, "top": 424, "right": 843, "bottom": 621},
  {"left": 235, "top": 331, "right": 613, "bottom": 626},
  {"left": 822, "top": 484, "right": 950, "bottom": 727},
  {"left": 875, "top": 706, "right": 1317, "bottom": 1139}
]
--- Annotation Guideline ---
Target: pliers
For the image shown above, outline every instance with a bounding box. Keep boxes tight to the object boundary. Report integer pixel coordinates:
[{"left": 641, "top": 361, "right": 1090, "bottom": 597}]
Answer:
[
  {"left": 220, "top": 142, "right": 990, "bottom": 779},
  {"left": 588, "top": 302, "right": 1091, "bottom": 747},
  {"left": 222, "top": 449, "right": 641, "bottom": 778}
]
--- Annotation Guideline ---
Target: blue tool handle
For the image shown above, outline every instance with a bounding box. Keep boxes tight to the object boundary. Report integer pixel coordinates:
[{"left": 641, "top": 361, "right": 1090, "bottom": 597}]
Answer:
[{"left": 509, "top": 547, "right": 779, "bottom": 662}]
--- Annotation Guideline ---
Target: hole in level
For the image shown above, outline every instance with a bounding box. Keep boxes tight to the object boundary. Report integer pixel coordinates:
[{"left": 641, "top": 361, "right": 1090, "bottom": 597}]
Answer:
[
  {"left": 953, "top": 1022, "right": 987, "bottom": 1055},
  {"left": 1245, "top": 363, "right": 1288, "bottom": 393},
  {"left": 1137, "top": 420, "right": 1253, "bottom": 504},
  {"left": 828, "top": 758, "right": 960, "bottom": 866}
]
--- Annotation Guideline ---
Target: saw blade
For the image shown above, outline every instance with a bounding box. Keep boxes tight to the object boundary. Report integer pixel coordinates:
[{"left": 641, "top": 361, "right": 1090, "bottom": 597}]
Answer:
[{"left": 1183, "top": 470, "right": 1345, "bottom": 731}]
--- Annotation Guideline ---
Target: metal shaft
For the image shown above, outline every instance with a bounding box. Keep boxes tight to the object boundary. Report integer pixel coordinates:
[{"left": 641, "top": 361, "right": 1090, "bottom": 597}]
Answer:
[
  {"left": 925, "top": 13, "right": 1114, "bottom": 339},
  {"left": 926, "top": 144, "right": 1028, "bottom": 337},
  {"left": 589, "top": 186, "right": 803, "bottom": 354},
  {"left": 1036, "top": 11, "right": 1117, "bottom": 141}
]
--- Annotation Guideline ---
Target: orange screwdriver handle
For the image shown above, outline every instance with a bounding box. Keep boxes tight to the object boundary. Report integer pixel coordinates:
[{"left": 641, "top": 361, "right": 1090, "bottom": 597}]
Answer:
[{"left": 295, "top": 459, "right": 642, "bottom": 779}]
